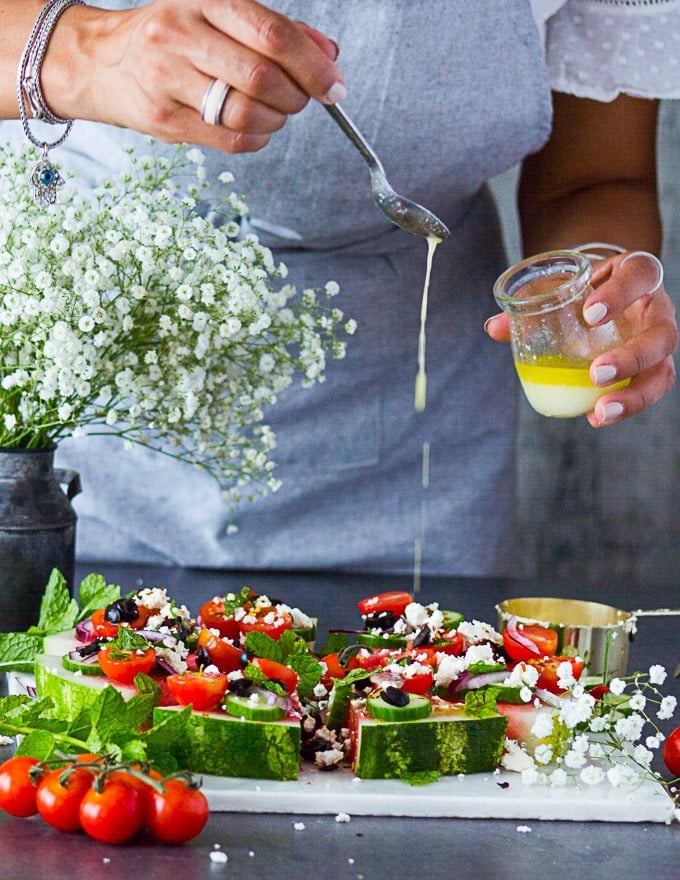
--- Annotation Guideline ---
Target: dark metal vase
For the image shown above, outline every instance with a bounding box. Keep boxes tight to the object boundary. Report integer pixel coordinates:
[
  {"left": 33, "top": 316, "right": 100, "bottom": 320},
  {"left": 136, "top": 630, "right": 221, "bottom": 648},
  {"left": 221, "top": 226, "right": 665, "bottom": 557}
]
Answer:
[{"left": 0, "top": 448, "right": 81, "bottom": 632}]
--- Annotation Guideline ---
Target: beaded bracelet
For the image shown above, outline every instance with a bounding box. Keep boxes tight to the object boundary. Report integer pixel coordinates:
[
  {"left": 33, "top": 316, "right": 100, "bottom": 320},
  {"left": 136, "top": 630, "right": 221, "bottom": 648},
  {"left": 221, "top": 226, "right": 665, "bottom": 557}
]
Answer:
[{"left": 17, "top": 0, "right": 85, "bottom": 206}]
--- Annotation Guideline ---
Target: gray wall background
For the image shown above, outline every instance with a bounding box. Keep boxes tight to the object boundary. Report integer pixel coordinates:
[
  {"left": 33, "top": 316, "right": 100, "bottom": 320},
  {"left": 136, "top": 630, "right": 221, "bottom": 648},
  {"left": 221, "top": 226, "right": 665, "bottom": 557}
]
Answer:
[{"left": 489, "top": 100, "right": 680, "bottom": 600}]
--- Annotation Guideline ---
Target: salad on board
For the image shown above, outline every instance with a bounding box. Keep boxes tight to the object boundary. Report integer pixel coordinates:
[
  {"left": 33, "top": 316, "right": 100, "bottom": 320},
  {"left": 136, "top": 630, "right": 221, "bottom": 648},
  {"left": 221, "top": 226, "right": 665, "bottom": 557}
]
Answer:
[{"left": 1, "top": 569, "right": 678, "bottom": 839}]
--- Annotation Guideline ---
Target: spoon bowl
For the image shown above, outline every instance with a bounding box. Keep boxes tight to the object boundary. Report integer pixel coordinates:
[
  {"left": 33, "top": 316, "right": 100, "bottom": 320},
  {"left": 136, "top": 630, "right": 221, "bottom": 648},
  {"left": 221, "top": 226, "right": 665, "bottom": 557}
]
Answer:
[{"left": 325, "top": 103, "right": 450, "bottom": 240}]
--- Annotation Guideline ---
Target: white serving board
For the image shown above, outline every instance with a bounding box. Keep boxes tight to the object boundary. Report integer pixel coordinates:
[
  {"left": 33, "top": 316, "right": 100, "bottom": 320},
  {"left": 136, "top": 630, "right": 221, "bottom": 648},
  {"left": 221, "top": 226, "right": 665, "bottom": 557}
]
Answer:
[{"left": 201, "top": 764, "right": 677, "bottom": 824}]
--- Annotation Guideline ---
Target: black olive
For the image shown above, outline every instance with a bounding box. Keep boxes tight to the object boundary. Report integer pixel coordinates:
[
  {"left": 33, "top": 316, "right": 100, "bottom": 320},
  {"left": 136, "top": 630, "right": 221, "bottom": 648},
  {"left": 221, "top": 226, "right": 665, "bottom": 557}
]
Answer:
[
  {"left": 381, "top": 685, "right": 409, "bottom": 707},
  {"left": 195, "top": 646, "right": 211, "bottom": 669},
  {"left": 104, "top": 597, "right": 139, "bottom": 624},
  {"left": 239, "top": 648, "right": 253, "bottom": 668},
  {"left": 411, "top": 625, "right": 431, "bottom": 648},
  {"left": 228, "top": 678, "right": 253, "bottom": 697},
  {"left": 77, "top": 638, "right": 105, "bottom": 658},
  {"left": 364, "top": 610, "right": 398, "bottom": 630}
]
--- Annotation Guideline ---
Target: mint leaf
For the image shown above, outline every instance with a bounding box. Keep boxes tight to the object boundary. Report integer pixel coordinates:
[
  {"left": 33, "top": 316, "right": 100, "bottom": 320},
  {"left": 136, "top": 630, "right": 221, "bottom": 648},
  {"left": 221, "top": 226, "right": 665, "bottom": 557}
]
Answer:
[
  {"left": 0, "top": 632, "right": 44, "bottom": 671},
  {"left": 113, "top": 627, "right": 150, "bottom": 652},
  {"left": 243, "top": 662, "right": 287, "bottom": 695},
  {"left": 32, "top": 569, "right": 78, "bottom": 635},
  {"left": 15, "top": 729, "right": 56, "bottom": 761},
  {"left": 289, "top": 652, "right": 322, "bottom": 702},
  {"left": 244, "top": 631, "right": 281, "bottom": 662},
  {"left": 318, "top": 631, "right": 349, "bottom": 656},
  {"left": 141, "top": 706, "right": 193, "bottom": 774},
  {"left": 222, "top": 587, "right": 252, "bottom": 617},
  {"left": 464, "top": 687, "right": 501, "bottom": 718},
  {"left": 76, "top": 574, "right": 121, "bottom": 622}
]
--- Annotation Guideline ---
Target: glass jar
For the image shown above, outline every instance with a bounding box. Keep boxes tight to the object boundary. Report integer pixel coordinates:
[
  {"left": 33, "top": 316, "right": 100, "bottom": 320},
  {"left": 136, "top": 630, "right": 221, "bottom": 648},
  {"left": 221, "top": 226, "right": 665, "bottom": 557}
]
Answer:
[{"left": 493, "top": 250, "right": 631, "bottom": 418}]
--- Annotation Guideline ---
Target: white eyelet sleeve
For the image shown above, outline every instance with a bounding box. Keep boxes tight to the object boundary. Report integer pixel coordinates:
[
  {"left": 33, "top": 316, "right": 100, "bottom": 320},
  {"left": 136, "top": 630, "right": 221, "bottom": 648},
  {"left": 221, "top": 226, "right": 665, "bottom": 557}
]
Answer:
[{"left": 543, "top": 0, "right": 680, "bottom": 100}]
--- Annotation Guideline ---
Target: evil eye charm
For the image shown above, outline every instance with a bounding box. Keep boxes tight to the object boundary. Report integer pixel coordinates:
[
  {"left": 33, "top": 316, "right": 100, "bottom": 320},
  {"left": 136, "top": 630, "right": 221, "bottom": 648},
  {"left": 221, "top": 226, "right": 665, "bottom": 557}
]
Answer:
[{"left": 29, "top": 158, "right": 64, "bottom": 206}]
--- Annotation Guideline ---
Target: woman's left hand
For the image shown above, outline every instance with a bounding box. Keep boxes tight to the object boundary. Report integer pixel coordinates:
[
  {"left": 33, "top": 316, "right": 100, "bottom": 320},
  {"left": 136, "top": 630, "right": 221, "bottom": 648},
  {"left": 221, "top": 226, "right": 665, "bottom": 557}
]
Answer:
[{"left": 485, "top": 250, "right": 678, "bottom": 427}]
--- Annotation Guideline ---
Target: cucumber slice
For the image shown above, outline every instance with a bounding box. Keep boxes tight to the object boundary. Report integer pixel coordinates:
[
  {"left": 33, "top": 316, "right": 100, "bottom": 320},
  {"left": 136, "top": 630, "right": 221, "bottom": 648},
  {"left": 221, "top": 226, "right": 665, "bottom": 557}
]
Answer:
[
  {"left": 356, "top": 631, "right": 408, "bottom": 649},
  {"left": 61, "top": 653, "right": 104, "bottom": 676},
  {"left": 441, "top": 610, "right": 464, "bottom": 629},
  {"left": 366, "top": 692, "right": 432, "bottom": 722},
  {"left": 224, "top": 692, "right": 286, "bottom": 722}
]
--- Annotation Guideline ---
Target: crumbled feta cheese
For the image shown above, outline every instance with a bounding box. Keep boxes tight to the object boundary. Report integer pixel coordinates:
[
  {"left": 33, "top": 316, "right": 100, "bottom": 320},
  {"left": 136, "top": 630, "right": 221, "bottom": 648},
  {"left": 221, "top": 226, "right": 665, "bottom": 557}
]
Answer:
[
  {"left": 209, "top": 850, "right": 228, "bottom": 864},
  {"left": 293, "top": 822, "right": 305, "bottom": 831},
  {"left": 457, "top": 619, "right": 503, "bottom": 645},
  {"left": 335, "top": 812, "right": 351, "bottom": 823}
]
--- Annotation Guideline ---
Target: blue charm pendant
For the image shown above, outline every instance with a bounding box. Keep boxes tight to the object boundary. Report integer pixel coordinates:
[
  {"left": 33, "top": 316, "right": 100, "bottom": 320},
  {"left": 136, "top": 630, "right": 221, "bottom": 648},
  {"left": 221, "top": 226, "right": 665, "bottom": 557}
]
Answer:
[{"left": 29, "top": 155, "right": 64, "bottom": 206}]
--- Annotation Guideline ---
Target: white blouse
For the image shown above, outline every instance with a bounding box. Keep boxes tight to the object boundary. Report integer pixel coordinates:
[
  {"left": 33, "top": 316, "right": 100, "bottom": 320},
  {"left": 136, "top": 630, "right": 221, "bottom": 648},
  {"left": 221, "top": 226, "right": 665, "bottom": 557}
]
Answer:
[{"left": 531, "top": 0, "right": 680, "bottom": 99}]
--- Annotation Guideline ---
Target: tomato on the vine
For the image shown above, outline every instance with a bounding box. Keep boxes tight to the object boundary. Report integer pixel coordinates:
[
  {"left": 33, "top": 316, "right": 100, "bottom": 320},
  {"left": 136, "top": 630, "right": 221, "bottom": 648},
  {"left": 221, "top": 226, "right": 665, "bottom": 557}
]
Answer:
[
  {"left": 196, "top": 627, "right": 241, "bottom": 673},
  {"left": 166, "top": 670, "right": 229, "bottom": 711},
  {"left": 502, "top": 623, "right": 559, "bottom": 663},
  {"left": 79, "top": 778, "right": 145, "bottom": 844},
  {"left": 662, "top": 726, "right": 680, "bottom": 777},
  {"left": 357, "top": 591, "right": 413, "bottom": 618},
  {"left": 0, "top": 755, "right": 40, "bottom": 818},
  {"left": 529, "top": 656, "right": 584, "bottom": 694},
  {"left": 145, "top": 778, "right": 209, "bottom": 844},
  {"left": 237, "top": 607, "right": 293, "bottom": 640},
  {"left": 98, "top": 645, "right": 156, "bottom": 685},
  {"left": 36, "top": 766, "right": 93, "bottom": 832},
  {"left": 252, "top": 657, "right": 300, "bottom": 694}
]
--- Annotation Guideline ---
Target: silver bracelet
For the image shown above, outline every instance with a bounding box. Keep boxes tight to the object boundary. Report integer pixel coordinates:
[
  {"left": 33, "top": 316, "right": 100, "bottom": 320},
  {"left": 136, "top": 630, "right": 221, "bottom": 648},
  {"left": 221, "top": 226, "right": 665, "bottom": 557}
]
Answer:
[{"left": 17, "top": 0, "right": 85, "bottom": 206}]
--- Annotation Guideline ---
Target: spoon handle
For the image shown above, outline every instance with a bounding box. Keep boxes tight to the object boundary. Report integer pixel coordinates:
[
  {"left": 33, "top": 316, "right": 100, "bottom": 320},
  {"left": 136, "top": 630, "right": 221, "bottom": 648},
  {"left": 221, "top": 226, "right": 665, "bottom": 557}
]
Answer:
[{"left": 324, "top": 103, "right": 385, "bottom": 174}]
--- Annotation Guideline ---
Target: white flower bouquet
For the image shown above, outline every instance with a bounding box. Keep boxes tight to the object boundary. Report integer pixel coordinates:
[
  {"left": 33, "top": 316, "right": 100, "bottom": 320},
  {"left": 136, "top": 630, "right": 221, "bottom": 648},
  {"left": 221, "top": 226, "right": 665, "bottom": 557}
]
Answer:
[{"left": 0, "top": 142, "right": 355, "bottom": 501}]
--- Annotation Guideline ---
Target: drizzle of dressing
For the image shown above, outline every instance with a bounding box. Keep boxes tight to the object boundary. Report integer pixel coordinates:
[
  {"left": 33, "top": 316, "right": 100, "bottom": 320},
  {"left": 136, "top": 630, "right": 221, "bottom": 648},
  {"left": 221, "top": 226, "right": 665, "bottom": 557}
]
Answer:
[
  {"left": 412, "top": 234, "right": 441, "bottom": 592},
  {"left": 414, "top": 235, "right": 441, "bottom": 412}
]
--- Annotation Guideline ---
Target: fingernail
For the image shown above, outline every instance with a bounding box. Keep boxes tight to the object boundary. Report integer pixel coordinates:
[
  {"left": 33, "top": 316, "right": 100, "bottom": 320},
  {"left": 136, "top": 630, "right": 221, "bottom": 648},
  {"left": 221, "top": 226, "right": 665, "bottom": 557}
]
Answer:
[
  {"left": 329, "top": 39, "right": 340, "bottom": 61},
  {"left": 324, "top": 81, "right": 347, "bottom": 103},
  {"left": 600, "top": 401, "right": 624, "bottom": 423},
  {"left": 584, "top": 302, "right": 609, "bottom": 325},
  {"left": 592, "top": 364, "right": 618, "bottom": 386},
  {"left": 483, "top": 313, "right": 504, "bottom": 334}
]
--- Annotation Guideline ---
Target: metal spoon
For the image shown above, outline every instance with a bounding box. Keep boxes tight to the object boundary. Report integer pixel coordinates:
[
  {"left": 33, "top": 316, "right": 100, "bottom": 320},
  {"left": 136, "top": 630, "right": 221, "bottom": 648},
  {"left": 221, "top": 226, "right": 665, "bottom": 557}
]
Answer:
[{"left": 324, "top": 103, "right": 450, "bottom": 240}]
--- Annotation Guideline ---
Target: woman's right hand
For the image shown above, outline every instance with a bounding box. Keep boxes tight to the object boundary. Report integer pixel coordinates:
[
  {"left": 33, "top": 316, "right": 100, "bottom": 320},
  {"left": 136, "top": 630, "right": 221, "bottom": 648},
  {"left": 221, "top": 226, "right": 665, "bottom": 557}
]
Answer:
[{"left": 43, "top": 0, "right": 345, "bottom": 153}]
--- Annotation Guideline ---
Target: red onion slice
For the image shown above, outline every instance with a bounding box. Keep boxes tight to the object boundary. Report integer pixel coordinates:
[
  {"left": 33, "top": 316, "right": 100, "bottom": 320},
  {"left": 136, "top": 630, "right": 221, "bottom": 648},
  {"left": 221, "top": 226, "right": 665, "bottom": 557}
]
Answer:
[{"left": 505, "top": 616, "right": 540, "bottom": 656}]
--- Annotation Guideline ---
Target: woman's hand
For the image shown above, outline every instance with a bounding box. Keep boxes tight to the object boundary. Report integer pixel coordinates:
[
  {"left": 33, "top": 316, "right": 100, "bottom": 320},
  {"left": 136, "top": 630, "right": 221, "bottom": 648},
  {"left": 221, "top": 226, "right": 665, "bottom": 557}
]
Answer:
[
  {"left": 41, "top": 0, "right": 345, "bottom": 153},
  {"left": 485, "top": 250, "right": 678, "bottom": 426}
]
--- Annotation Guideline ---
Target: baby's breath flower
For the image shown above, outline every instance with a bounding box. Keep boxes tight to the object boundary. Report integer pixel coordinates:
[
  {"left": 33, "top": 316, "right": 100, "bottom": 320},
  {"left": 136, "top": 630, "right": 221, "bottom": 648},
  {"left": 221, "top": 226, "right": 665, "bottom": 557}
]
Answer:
[
  {"left": 648, "top": 665, "right": 667, "bottom": 686},
  {"left": 657, "top": 695, "right": 677, "bottom": 721},
  {"left": 0, "top": 142, "right": 354, "bottom": 496}
]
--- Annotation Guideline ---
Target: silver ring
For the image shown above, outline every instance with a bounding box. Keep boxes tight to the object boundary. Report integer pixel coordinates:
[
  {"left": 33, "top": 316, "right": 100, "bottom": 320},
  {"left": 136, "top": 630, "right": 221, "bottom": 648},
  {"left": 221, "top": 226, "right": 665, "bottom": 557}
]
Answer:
[
  {"left": 200, "top": 78, "right": 230, "bottom": 126},
  {"left": 620, "top": 250, "right": 664, "bottom": 296}
]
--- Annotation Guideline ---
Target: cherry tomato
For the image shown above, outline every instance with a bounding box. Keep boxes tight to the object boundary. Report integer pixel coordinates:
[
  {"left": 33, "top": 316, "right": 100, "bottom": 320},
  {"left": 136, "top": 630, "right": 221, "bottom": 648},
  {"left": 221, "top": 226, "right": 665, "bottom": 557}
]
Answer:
[
  {"left": 90, "top": 604, "right": 152, "bottom": 639},
  {"left": 0, "top": 755, "right": 41, "bottom": 818},
  {"left": 90, "top": 607, "right": 120, "bottom": 639},
  {"left": 529, "top": 656, "right": 584, "bottom": 694},
  {"left": 407, "top": 633, "right": 466, "bottom": 659},
  {"left": 36, "top": 766, "right": 93, "bottom": 832},
  {"left": 252, "top": 657, "right": 300, "bottom": 694},
  {"left": 196, "top": 627, "right": 242, "bottom": 673},
  {"left": 79, "top": 778, "right": 145, "bottom": 844},
  {"left": 347, "top": 648, "right": 392, "bottom": 673},
  {"left": 237, "top": 607, "right": 293, "bottom": 640},
  {"left": 588, "top": 684, "right": 610, "bottom": 700},
  {"left": 662, "top": 726, "right": 680, "bottom": 777},
  {"left": 401, "top": 668, "right": 434, "bottom": 695},
  {"left": 166, "top": 671, "right": 229, "bottom": 711},
  {"left": 106, "top": 765, "right": 164, "bottom": 798},
  {"left": 98, "top": 645, "right": 156, "bottom": 685},
  {"left": 357, "top": 591, "right": 413, "bottom": 618},
  {"left": 502, "top": 624, "right": 559, "bottom": 663},
  {"left": 198, "top": 598, "right": 241, "bottom": 640},
  {"left": 320, "top": 652, "right": 348, "bottom": 684},
  {"left": 145, "top": 779, "right": 209, "bottom": 844}
]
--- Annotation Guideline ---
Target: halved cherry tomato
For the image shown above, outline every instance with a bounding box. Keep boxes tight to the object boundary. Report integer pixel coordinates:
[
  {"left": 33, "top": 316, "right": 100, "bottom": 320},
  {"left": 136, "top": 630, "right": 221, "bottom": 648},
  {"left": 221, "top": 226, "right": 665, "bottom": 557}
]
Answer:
[
  {"left": 252, "top": 657, "right": 300, "bottom": 694},
  {"left": 529, "top": 656, "right": 584, "bottom": 694},
  {"left": 407, "top": 632, "right": 466, "bottom": 658},
  {"left": 502, "top": 624, "right": 559, "bottom": 663},
  {"left": 90, "top": 607, "right": 120, "bottom": 639},
  {"left": 166, "top": 671, "right": 229, "bottom": 711},
  {"left": 36, "top": 766, "right": 94, "bottom": 832},
  {"left": 79, "top": 778, "right": 145, "bottom": 844},
  {"left": 357, "top": 591, "right": 413, "bottom": 618},
  {"left": 401, "top": 668, "right": 434, "bottom": 695},
  {"left": 237, "top": 607, "right": 293, "bottom": 640},
  {"left": 90, "top": 604, "right": 152, "bottom": 638},
  {"left": 0, "top": 755, "right": 40, "bottom": 817},
  {"left": 198, "top": 598, "right": 241, "bottom": 640},
  {"left": 196, "top": 627, "right": 242, "bottom": 673},
  {"left": 145, "top": 778, "right": 209, "bottom": 844},
  {"left": 347, "top": 648, "right": 392, "bottom": 673},
  {"left": 98, "top": 645, "right": 156, "bottom": 685},
  {"left": 320, "top": 652, "right": 348, "bottom": 684}
]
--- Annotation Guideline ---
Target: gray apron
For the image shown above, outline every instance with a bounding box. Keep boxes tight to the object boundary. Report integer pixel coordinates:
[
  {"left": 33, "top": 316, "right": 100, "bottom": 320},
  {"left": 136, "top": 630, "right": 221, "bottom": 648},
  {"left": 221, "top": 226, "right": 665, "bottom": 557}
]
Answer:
[{"left": 4, "top": 1, "right": 552, "bottom": 574}]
